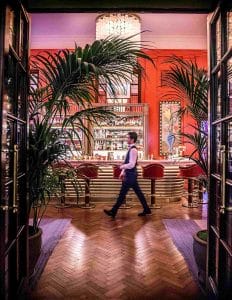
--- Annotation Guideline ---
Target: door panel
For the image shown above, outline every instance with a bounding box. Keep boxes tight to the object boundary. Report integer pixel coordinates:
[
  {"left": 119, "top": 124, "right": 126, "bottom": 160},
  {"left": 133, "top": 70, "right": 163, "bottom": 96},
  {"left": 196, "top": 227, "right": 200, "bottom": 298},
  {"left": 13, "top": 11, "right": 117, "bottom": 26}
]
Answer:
[
  {"left": 0, "top": 0, "right": 29, "bottom": 299},
  {"left": 208, "top": 1, "right": 232, "bottom": 299}
]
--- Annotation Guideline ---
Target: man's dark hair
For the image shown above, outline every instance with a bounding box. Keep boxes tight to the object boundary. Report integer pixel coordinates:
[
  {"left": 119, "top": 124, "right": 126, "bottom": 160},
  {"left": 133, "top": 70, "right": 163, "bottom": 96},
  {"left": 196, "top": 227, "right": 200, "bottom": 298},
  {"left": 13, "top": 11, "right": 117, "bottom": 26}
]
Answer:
[{"left": 128, "top": 132, "right": 137, "bottom": 143}]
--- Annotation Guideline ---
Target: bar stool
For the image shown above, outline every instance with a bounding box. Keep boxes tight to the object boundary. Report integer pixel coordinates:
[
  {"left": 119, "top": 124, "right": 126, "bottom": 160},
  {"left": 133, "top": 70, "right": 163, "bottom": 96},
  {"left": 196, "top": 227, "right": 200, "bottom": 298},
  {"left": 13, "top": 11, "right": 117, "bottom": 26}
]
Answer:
[
  {"left": 179, "top": 164, "right": 205, "bottom": 208},
  {"left": 76, "top": 163, "right": 99, "bottom": 209},
  {"left": 112, "top": 165, "right": 133, "bottom": 209},
  {"left": 142, "top": 163, "right": 165, "bottom": 209}
]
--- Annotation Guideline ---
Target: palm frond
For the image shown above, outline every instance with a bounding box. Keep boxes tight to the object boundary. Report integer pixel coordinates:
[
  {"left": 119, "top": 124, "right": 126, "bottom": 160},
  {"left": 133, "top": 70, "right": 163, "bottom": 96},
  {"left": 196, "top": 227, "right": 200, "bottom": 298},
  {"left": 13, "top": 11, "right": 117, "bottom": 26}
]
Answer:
[
  {"left": 162, "top": 55, "right": 208, "bottom": 123},
  {"left": 180, "top": 129, "right": 208, "bottom": 174},
  {"left": 162, "top": 56, "right": 208, "bottom": 174}
]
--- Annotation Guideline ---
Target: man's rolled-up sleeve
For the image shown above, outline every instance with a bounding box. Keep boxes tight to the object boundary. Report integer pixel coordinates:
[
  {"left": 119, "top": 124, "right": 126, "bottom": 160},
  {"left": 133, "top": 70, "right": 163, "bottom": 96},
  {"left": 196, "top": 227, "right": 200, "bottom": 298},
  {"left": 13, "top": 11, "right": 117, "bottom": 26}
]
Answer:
[{"left": 120, "top": 148, "right": 137, "bottom": 170}]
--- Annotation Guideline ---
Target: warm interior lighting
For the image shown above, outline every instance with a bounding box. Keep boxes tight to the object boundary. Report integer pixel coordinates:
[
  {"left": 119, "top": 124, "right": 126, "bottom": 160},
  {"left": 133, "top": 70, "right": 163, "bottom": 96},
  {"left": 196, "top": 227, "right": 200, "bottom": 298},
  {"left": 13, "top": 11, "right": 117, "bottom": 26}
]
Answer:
[{"left": 96, "top": 13, "right": 141, "bottom": 42}]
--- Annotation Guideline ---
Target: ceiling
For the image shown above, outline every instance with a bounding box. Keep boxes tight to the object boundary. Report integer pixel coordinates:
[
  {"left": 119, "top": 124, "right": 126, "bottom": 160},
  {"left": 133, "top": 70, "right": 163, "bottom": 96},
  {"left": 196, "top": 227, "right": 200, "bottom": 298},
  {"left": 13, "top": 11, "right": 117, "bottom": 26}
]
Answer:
[
  {"left": 31, "top": 13, "right": 208, "bottom": 49},
  {"left": 24, "top": 0, "right": 217, "bottom": 13}
]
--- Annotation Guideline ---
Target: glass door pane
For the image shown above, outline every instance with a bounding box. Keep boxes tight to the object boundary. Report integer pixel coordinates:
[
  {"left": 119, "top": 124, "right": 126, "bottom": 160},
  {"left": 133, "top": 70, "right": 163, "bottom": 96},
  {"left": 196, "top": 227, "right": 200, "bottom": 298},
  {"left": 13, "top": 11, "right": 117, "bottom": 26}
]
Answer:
[
  {"left": 214, "top": 124, "right": 222, "bottom": 174},
  {"left": 227, "top": 57, "right": 232, "bottom": 115},
  {"left": 215, "top": 70, "right": 222, "bottom": 120},
  {"left": 216, "top": 16, "right": 221, "bottom": 64},
  {"left": 227, "top": 11, "right": 232, "bottom": 49},
  {"left": 8, "top": 7, "right": 17, "bottom": 50},
  {"left": 5, "top": 119, "right": 14, "bottom": 180},
  {"left": 19, "top": 13, "right": 28, "bottom": 67},
  {"left": 228, "top": 121, "right": 232, "bottom": 179},
  {"left": 6, "top": 54, "right": 17, "bottom": 114}
]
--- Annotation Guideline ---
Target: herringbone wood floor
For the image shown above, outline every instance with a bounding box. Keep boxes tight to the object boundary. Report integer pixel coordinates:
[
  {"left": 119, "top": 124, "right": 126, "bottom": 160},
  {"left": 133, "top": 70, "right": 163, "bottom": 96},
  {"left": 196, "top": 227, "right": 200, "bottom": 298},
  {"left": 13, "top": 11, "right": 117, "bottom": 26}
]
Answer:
[{"left": 29, "top": 201, "right": 207, "bottom": 300}]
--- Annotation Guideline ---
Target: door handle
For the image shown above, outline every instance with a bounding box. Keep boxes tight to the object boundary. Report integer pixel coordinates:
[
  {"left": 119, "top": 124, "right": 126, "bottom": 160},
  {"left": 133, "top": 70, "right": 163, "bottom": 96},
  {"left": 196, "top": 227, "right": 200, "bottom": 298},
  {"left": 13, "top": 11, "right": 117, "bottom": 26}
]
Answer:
[
  {"left": 220, "top": 145, "right": 226, "bottom": 214},
  {"left": 0, "top": 205, "right": 18, "bottom": 213},
  {"left": 12, "top": 144, "right": 19, "bottom": 213}
]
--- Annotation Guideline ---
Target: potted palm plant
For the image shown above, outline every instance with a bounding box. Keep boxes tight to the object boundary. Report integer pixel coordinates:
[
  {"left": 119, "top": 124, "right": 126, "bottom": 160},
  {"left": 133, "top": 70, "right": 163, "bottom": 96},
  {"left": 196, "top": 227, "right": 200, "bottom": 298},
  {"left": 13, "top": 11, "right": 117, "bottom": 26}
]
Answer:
[
  {"left": 28, "top": 117, "right": 67, "bottom": 274},
  {"left": 162, "top": 56, "right": 208, "bottom": 286},
  {"left": 28, "top": 36, "right": 154, "bottom": 274}
]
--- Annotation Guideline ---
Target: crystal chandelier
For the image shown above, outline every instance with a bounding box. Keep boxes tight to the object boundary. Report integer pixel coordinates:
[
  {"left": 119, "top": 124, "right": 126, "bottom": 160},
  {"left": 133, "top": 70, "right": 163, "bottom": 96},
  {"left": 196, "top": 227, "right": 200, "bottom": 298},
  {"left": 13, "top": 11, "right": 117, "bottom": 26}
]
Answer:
[{"left": 96, "top": 13, "right": 141, "bottom": 42}]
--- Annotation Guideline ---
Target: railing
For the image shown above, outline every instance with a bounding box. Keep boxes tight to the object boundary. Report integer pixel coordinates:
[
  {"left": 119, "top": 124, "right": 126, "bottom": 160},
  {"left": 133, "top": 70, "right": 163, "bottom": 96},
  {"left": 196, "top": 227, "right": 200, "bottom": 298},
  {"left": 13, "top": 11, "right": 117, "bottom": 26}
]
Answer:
[{"left": 93, "top": 103, "right": 148, "bottom": 115}]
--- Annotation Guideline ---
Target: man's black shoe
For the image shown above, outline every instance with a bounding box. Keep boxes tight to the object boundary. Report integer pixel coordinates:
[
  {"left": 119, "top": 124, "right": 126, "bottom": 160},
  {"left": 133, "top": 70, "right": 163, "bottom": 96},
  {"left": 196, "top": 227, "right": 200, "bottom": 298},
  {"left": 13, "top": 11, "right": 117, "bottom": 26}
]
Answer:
[
  {"left": 138, "top": 211, "right": 152, "bottom": 216},
  {"left": 104, "top": 209, "right": 116, "bottom": 218}
]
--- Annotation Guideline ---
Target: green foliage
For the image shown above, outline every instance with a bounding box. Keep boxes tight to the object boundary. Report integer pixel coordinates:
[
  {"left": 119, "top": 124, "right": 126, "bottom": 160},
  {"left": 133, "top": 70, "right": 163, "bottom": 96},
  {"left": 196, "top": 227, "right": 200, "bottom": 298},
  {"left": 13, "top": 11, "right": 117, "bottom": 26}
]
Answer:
[
  {"left": 29, "top": 36, "right": 154, "bottom": 234},
  {"left": 29, "top": 117, "right": 69, "bottom": 233},
  {"left": 197, "top": 230, "right": 208, "bottom": 242},
  {"left": 163, "top": 56, "right": 208, "bottom": 174}
]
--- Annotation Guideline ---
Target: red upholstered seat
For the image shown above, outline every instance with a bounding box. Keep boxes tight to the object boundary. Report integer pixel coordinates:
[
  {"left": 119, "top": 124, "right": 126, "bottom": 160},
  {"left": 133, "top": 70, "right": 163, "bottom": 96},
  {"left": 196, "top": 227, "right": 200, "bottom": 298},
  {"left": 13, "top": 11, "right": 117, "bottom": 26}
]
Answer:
[
  {"left": 142, "top": 163, "right": 164, "bottom": 208},
  {"left": 112, "top": 165, "right": 121, "bottom": 179},
  {"left": 179, "top": 164, "right": 205, "bottom": 208},
  {"left": 76, "top": 163, "right": 99, "bottom": 180},
  {"left": 179, "top": 164, "right": 205, "bottom": 178},
  {"left": 75, "top": 163, "right": 99, "bottom": 208},
  {"left": 52, "top": 160, "right": 72, "bottom": 169},
  {"left": 142, "top": 163, "right": 164, "bottom": 180}
]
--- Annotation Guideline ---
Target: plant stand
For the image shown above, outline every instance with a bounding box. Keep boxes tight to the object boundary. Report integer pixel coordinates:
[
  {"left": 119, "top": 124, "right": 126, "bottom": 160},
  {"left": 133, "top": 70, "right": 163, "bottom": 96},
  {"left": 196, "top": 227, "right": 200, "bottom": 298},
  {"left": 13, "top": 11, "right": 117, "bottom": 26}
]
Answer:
[
  {"left": 182, "top": 178, "right": 199, "bottom": 208},
  {"left": 78, "top": 179, "right": 95, "bottom": 209},
  {"left": 55, "top": 174, "right": 71, "bottom": 209},
  {"left": 193, "top": 230, "right": 207, "bottom": 287},
  {"left": 149, "top": 180, "right": 161, "bottom": 209}
]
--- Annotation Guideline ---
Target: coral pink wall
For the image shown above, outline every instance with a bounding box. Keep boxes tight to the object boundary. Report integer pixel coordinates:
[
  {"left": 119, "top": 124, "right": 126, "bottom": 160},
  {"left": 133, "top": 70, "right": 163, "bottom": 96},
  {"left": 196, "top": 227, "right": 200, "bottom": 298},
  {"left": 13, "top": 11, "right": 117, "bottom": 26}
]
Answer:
[
  {"left": 140, "top": 49, "right": 207, "bottom": 159},
  {"left": 30, "top": 48, "right": 207, "bottom": 159}
]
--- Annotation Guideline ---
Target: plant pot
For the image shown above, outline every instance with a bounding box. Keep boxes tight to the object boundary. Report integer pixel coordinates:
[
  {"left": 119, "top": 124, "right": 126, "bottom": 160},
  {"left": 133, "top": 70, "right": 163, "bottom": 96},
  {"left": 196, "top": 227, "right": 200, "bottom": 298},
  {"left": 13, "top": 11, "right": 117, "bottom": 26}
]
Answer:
[
  {"left": 193, "top": 230, "right": 207, "bottom": 287},
  {"left": 28, "top": 226, "right": 43, "bottom": 276}
]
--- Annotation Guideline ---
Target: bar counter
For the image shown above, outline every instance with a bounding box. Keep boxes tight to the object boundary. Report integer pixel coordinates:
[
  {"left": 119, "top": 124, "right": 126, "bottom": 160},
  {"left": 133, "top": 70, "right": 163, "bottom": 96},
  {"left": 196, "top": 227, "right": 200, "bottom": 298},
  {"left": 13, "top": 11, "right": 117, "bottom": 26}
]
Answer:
[{"left": 64, "top": 159, "right": 193, "bottom": 203}]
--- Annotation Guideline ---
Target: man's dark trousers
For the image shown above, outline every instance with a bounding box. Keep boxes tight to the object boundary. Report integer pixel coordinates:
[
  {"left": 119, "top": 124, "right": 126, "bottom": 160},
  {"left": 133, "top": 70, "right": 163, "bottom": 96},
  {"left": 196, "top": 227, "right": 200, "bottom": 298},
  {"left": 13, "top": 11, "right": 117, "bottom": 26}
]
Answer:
[{"left": 111, "top": 174, "right": 150, "bottom": 215}]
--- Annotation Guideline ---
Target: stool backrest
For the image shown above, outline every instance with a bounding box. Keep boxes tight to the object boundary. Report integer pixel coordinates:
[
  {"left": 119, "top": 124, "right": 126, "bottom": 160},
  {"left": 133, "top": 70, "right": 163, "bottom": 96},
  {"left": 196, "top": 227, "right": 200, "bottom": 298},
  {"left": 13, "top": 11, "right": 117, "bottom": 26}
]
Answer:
[
  {"left": 76, "top": 163, "right": 99, "bottom": 179},
  {"left": 179, "top": 164, "right": 205, "bottom": 178},
  {"left": 51, "top": 161, "right": 73, "bottom": 174},
  {"left": 112, "top": 165, "right": 121, "bottom": 179},
  {"left": 142, "top": 163, "right": 164, "bottom": 179}
]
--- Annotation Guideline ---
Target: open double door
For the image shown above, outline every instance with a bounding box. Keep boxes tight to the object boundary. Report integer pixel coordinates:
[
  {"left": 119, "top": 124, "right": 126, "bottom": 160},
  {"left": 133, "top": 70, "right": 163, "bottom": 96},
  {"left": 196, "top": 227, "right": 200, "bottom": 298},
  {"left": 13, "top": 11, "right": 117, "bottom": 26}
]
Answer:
[{"left": 0, "top": 0, "right": 231, "bottom": 299}]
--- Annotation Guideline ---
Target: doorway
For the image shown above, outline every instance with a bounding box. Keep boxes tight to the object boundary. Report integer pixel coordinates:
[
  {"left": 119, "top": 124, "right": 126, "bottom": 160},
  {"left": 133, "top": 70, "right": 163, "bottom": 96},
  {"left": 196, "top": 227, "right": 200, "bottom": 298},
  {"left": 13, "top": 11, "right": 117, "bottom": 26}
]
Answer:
[{"left": 0, "top": 0, "right": 231, "bottom": 299}]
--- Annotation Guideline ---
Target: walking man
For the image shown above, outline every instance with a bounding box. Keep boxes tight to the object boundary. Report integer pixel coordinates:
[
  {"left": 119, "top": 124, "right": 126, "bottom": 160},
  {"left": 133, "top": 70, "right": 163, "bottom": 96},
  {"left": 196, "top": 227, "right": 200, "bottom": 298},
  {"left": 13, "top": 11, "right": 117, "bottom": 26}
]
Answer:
[{"left": 104, "top": 132, "right": 151, "bottom": 218}]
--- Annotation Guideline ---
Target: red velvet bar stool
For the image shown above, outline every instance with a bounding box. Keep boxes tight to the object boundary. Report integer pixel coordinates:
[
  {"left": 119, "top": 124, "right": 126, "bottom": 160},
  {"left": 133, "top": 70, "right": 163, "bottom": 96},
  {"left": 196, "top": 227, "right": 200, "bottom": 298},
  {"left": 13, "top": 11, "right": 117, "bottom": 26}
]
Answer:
[
  {"left": 142, "top": 163, "right": 165, "bottom": 209},
  {"left": 179, "top": 164, "right": 205, "bottom": 208},
  {"left": 76, "top": 163, "right": 99, "bottom": 209},
  {"left": 112, "top": 165, "right": 133, "bottom": 208}
]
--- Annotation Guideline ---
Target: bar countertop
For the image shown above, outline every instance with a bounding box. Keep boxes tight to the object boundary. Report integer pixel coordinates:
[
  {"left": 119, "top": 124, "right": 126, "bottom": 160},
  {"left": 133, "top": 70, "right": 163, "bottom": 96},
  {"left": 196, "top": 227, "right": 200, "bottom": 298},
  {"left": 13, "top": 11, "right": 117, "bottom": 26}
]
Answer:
[
  {"left": 58, "top": 158, "right": 196, "bottom": 203},
  {"left": 67, "top": 158, "right": 194, "bottom": 166}
]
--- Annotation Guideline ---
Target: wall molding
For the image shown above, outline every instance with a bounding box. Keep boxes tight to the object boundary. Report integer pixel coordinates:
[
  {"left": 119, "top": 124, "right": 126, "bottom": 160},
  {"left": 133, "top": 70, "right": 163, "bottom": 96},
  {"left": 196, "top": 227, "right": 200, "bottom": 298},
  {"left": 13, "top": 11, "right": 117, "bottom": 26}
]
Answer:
[{"left": 31, "top": 34, "right": 207, "bottom": 49}]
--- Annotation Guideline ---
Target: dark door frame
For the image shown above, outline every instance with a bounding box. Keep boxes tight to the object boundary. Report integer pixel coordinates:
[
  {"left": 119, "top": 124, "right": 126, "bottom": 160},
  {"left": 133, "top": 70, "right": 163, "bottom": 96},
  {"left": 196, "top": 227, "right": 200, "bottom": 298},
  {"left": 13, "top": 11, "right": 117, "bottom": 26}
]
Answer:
[
  {"left": 23, "top": 0, "right": 218, "bottom": 13},
  {"left": 0, "top": 0, "right": 29, "bottom": 299},
  {"left": 208, "top": 1, "right": 232, "bottom": 298}
]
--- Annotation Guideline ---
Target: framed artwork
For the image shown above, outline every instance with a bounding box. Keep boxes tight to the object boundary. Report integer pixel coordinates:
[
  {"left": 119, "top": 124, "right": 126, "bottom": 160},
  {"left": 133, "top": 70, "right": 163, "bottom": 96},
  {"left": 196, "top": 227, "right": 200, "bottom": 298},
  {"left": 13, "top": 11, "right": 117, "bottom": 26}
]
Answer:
[{"left": 159, "top": 101, "right": 181, "bottom": 155}]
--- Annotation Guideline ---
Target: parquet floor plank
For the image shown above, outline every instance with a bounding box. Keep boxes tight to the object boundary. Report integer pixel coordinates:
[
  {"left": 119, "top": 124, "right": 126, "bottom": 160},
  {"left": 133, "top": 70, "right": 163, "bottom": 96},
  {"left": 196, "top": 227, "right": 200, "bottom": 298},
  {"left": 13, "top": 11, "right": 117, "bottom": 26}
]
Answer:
[{"left": 29, "top": 202, "right": 207, "bottom": 300}]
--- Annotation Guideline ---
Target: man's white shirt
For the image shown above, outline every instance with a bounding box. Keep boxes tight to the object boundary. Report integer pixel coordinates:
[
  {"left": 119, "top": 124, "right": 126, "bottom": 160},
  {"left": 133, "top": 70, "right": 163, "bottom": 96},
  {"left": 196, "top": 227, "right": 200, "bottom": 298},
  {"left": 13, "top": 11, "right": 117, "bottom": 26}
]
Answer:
[{"left": 120, "top": 144, "right": 137, "bottom": 172}]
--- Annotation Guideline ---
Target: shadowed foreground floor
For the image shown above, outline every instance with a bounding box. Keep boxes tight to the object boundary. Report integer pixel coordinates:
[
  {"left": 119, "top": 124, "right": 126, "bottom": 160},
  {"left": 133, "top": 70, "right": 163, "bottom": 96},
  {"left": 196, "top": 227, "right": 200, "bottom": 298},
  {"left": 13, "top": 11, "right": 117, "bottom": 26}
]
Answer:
[{"left": 29, "top": 201, "right": 207, "bottom": 300}]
